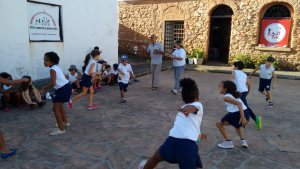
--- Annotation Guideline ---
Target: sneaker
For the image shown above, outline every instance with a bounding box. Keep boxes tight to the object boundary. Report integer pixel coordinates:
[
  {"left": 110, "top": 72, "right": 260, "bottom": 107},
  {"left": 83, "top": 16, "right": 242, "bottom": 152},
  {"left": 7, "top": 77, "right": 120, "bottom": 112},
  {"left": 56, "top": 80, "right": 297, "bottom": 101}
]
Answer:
[
  {"left": 1, "top": 149, "right": 17, "bottom": 159},
  {"left": 55, "top": 122, "right": 71, "bottom": 127},
  {"left": 87, "top": 105, "right": 99, "bottom": 110},
  {"left": 217, "top": 140, "right": 234, "bottom": 149},
  {"left": 240, "top": 139, "right": 248, "bottom": 148},
  {"left": 49, "top": 129, "right": 66, "bottom": 136},
  {"left": 120, "top": 98, "right": 127, "bottom": 103},
  {"left": 138, "top": 159, "right": 147, "bottom": 169},
  {"left": 256, "top": 116, "right": 262, "bottom": 130},
  {"left": 268, "top": 102, "right": 273, "bottom": 107},
  {"left": 67, "top": 100, "right": 73, "bottom": 109},
  {"left": 171, "top": 89, "right": 178, "bottom": 94}
]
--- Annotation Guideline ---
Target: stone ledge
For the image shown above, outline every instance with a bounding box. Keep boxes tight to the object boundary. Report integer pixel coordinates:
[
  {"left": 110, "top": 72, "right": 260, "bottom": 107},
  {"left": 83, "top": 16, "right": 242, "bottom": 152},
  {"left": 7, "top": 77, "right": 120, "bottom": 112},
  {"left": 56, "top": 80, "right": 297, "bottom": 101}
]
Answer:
[{"left": 254, "top": 46, "right": 292, "bottom": 52}]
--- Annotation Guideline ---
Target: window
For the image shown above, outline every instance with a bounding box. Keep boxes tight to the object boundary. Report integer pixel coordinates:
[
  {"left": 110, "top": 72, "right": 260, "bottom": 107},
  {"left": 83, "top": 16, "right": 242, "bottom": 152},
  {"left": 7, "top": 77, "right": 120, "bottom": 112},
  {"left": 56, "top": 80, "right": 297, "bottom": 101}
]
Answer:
[
  {"left": 258, "top": 4, "right": 292, "bottom": 48},
  {"left": 164, "top": 21, "right": 184, "bottom": 56}
]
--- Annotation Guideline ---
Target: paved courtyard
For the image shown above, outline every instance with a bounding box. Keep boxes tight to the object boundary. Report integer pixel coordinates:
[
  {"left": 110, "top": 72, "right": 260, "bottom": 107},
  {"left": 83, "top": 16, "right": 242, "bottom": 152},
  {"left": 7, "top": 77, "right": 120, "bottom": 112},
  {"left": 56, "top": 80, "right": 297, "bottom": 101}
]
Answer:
[{"left": 0, "top": 70, "right": 300, "bottom": 169}]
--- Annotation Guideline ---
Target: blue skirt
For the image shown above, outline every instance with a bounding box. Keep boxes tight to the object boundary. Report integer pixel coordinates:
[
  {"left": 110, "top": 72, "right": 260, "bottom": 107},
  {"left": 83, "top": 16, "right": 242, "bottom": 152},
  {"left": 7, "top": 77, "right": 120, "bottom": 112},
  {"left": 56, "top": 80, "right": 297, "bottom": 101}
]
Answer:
[
  {"left": 52, "top": 83, "right": 72, "bottom": 103},
  {"left": 81, "top": 74, "right": 93, "bottom": 88}
]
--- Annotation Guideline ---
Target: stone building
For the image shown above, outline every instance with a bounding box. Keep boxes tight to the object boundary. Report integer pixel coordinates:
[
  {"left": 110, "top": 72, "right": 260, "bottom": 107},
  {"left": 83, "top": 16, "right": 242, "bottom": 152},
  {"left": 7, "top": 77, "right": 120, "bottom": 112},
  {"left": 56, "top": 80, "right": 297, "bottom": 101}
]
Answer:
[{"left": 118, "top": 0, "right": 300, "bottom": 66}]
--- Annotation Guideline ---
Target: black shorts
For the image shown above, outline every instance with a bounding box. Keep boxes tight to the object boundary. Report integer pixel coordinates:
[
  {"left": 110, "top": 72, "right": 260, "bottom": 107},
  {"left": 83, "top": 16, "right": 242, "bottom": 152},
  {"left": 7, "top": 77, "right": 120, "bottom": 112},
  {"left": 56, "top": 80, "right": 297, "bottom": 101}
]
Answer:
[
  {"left": 259, "top": 78, "right": 272, "bottom": 92},
  {"left": 81, "top": 74, "right": 92, "bottom": 88},
  {"left": 52, "top": 83, "right": 72, "bottom": 103},
  {"left": 159, "top": 137, "right": 203, "bottom": 169},
  {"left": 119, "top": 82, "right": 128, "bottom": 92},
  {"left": 221, "top": 109, "right": 250, "bottom": 128}
]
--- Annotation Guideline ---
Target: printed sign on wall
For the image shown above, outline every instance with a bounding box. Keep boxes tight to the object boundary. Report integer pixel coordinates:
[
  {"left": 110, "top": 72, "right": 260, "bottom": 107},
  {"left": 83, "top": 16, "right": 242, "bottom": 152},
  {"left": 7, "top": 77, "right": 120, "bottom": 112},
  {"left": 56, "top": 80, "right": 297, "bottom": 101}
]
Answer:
[
  {"left": 28, "top": 2, "right": 62, "bottom": 41},
  {"left": 259, "top": 19, "right": 291, "bottom": 47}
]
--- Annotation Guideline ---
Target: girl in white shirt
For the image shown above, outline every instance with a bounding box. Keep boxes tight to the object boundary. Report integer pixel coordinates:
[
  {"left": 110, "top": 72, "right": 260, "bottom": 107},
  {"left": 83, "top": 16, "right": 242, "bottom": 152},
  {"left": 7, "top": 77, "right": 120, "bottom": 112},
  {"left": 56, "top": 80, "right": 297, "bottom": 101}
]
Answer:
[
  {"left": 138, "top": 78, "right": 203, "bottom": 169},
  {"left": 171, "top": 40, "right": 186, "bottom": 94},
  {"left": 216, "top": 81, "right": 250, "bottom": 149},
  {"left": 40, "top": 52, "right": 72, "bottom": 136}
]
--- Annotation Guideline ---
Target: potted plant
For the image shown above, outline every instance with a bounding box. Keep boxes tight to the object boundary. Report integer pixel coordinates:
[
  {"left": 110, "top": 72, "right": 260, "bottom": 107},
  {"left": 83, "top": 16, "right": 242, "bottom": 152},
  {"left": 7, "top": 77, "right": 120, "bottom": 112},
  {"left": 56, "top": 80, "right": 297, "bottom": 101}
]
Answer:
[
  {"left": 191, "top": 48, "right": 204, "bottom": 65},
  {"left": 186, "top": 54, "right": 194, "bottom": 64}
]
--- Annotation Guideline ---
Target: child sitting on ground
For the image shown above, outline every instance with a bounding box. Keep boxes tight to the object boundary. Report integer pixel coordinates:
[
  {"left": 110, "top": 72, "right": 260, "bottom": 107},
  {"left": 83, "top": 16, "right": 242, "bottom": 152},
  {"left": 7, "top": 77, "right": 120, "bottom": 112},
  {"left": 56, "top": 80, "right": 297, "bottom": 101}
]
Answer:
[
  {"left": 109, "top": 63, "right": 119, "bottom": 84},
  {"left": 20, "top": 76, "right": 45, "bottom": 109},
  {"left": 138, "top": 78, "right": 204, "bottom": 169},
  {"left": 216, "top": 80, "right": 250, "bottom": 149},
  {"left": 0, "top": 72, "right": 22, "bottom": 112},
  {"left": 66, "top": 65, "right": 82, "bottom": 93}
]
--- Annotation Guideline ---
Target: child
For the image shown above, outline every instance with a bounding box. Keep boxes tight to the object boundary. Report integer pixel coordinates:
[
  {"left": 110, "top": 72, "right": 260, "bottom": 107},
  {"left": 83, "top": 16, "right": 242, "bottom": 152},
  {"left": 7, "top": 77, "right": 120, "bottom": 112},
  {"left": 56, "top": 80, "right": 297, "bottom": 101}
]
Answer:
[
  {"left": 138, "top": 78, "right": 203, "bottom": 169},
  {"left": 232, "top": 61, "right": 262, "bottom": 129},
  {"left": 216, "top": 81, "right": 249, "bottom": 149},
  {"left": 118, "top": 55, "right": 134, "bottom": 103},
  {"left": 40, "top": 52, "right": 72, "bottom": 136},
  {"left": 66, "top": 65, "right": 82, "bottom": 93},
  {"left": 0, "top": 72, "right": 22, "bottom": 112},
  {"left": 101, "top": 64, "right": 111, "bottom": 84},
  {"left": 20, "top": 76, "right": 45, "bottom": 109},
  {"left": 249, "top": 56, "right": 277, "bottom": 107},
  {"left": 69, "top": 50, "right": 101, "bottom": 110},
  {"left": 109, "top": 63, "right": 119, "bottom": 84}
]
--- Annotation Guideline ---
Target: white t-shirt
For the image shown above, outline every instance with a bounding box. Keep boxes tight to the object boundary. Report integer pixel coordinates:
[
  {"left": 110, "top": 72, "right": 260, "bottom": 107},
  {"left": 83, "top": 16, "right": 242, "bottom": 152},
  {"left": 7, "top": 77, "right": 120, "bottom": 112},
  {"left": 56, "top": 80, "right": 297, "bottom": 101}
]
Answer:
[
  {"left": 172, "top": 48, "right": 186, "bottom": 67},
  {"left": 233, "top": 70, "right": 248, "bottom": 92},
  {"left": 50, "top": 65, "right": 69, "bottom": 89},
  {"left": 259, "top": 64, "right": 274, "bottom": 79},
  {"left": 102, "top": 70, "right": 109, "bottom": 78},
  {"left": 224, "top": 93, "right": 247, "bottom": 113},
  {"left": 68, "top": 72, "right": 78, "bottom": 83},
  {"left": 109, "top": 69, "right": 118, "bottom": 75},
  {"left": 84, "top": 59, "right": 97, "bottom": 75},
  {"left": 118, "top": 63, "right": 132, "bottom": 84},
  {"left": 169, "top": 102, "right": 203, "bottom": 142}
]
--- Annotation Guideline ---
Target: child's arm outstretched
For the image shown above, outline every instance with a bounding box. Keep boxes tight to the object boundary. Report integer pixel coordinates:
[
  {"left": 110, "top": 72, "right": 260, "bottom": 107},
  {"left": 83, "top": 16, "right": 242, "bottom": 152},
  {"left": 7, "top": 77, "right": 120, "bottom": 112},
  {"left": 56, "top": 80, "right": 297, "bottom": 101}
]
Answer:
[
  {"left": 248, "top": 66, "right": 260, "bottom": 78},
  {"left": 40, "top": 69, "right": 56, "bottom": 94},
  {"left": 224, "top": 97, "right": 248, "bottom": 127}
]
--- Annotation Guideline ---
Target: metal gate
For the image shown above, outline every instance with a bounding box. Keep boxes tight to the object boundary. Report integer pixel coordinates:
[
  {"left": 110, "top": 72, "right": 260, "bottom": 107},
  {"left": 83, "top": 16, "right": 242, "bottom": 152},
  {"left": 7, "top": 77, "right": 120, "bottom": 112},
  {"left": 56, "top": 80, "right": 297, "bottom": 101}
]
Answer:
[{"left": 164, "top": 21, "right": 184, "bottom": 56}]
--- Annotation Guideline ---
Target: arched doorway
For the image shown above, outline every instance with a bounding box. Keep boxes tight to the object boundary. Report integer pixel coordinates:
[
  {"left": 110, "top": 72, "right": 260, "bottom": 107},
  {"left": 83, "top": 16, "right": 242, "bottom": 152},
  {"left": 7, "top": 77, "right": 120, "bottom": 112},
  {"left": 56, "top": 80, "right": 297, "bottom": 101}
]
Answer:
[{"left": 208, "top": 5, "right": 233, "bottom": 63}]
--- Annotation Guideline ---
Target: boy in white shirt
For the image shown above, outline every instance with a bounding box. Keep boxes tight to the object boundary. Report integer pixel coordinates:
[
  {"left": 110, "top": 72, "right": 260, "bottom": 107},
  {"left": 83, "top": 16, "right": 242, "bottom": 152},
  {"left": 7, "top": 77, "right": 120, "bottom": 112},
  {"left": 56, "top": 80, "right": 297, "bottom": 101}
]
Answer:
[
  {"left": 138, "top": 78, "right": 203, "bottom": 169},
  {"left": 118, "top": 55, "right": 135, "bottom": 103}
]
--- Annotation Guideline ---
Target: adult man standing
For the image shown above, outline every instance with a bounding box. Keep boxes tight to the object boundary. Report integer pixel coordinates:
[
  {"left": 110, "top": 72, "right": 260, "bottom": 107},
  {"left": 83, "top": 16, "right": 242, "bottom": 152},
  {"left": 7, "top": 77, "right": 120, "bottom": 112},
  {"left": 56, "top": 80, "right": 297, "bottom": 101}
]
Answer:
[{"left": 147, "top": 34, "right": 164, "bottom": 90}]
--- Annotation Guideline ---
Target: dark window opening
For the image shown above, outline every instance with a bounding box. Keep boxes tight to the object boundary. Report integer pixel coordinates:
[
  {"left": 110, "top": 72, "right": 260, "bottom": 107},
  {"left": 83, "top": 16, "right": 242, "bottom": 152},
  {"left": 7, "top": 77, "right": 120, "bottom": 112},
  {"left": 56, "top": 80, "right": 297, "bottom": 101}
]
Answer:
[
  {"left": 264, "top": 4, "right": 291, "bottom": 18},
  {"left": 211, "top": 5, "right": 233, "bottom": 17}
]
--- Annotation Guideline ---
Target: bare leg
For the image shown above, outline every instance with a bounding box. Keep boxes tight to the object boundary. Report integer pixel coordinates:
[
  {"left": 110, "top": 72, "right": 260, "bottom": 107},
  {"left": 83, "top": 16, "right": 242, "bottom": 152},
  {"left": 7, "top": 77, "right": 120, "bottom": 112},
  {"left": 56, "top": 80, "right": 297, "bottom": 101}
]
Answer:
[
  {"left": 32, "top": 88, "right": 42, "bottom": 102},
  {"left": 53, "top": 103, "right": 64, "bottom": 131},
  {"left": 235, "top": 128, "right": 244, "bottom": 140},
  {"left": 60, "top": 104, "right": 68, "bottom": 124},
  {"left": 216, "top": 121, "right": 231, "bottom": 140},
  {"left": 75, "top": 80, "right": 80, "bottom": 89},
  {"left": 120, "top": 90, "right": 125, "bottom": 98},
  {"left": 72, "top": 87, "right": 88, "bottom": 103},
  {"left": 2, "top": 94, "right": 10, "bottom": 109},
  {"left": 266, "top": 91, "right": 272, "bottom": 102},
  {"left": 0, "top": 131, "right": 10, "bottom": 153},
  {"left": 143, "top": 150, "right": 163, "bottom": 169},
  {"left": 88, "top": 86, "right": 94, "bottom": 106}
]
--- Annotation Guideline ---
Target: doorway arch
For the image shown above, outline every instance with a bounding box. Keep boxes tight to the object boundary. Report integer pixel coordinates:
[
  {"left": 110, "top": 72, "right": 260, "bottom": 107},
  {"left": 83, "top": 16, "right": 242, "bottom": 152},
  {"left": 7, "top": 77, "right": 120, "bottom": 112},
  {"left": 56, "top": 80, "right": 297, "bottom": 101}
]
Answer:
[{"left": 208, "top": 5, "right": 233, "bottom": 63}]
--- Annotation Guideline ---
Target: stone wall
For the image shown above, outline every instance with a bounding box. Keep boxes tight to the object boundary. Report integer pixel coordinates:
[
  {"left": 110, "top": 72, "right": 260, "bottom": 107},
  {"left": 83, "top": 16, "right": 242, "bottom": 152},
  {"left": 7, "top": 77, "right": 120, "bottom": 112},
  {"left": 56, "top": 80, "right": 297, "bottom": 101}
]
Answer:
[{"left": 119, "top": 0, "right": 300, "bottom": 66}]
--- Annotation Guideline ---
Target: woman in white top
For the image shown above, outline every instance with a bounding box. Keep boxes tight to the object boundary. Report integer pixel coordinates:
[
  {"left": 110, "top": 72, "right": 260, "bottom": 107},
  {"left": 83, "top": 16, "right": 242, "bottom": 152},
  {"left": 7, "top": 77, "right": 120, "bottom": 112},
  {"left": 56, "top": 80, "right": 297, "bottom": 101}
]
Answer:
[
  {"left": 40, "top": 52, "right": 72, "bottom": 136},
  {"left": 171, "top": 40, "right": 186, "bottom": 94},
  {"left": 216, "top": 81, "right": 250, "bottom": 149}
]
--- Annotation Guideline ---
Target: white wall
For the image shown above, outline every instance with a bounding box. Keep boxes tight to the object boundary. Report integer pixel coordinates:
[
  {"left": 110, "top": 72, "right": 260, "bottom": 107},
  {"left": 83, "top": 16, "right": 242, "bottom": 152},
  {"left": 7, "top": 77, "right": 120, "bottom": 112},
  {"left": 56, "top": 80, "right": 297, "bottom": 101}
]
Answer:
[{"left": 0, "top": 0, "right": 118, "bottom": 80}]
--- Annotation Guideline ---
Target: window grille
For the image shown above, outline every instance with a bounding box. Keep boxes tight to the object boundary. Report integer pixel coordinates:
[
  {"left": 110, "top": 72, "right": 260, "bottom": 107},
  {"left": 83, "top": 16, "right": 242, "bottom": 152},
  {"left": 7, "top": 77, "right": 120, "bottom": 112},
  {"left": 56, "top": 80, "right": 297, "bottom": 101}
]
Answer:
[{"left": 164, "top": 21, "right": 184, "bottom": 56}]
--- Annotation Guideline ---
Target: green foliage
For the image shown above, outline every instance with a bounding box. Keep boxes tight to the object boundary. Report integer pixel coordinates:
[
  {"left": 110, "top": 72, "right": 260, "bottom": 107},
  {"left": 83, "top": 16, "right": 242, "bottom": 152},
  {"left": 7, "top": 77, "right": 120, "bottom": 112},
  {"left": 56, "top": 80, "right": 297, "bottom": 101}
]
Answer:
[
  {"left": 191, "top": 48, "right": 204, "bottom": 59},
  {"left": 235, "top": 54, "right": 255, "bottom": 68},
  {"left": 235, "top": 53, "right": 280, "bottom": 69}
]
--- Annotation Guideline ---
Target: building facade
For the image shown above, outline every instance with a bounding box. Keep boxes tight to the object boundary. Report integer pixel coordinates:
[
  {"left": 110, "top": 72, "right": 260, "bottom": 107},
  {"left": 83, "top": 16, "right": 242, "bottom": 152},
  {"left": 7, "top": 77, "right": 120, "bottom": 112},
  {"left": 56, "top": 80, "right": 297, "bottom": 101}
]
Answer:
[
  {"left": 119, "top": 0, "right": 300, "bottom": 66},
  {"left": 0, "top": 0, "right": 118, "bottom": 80}
]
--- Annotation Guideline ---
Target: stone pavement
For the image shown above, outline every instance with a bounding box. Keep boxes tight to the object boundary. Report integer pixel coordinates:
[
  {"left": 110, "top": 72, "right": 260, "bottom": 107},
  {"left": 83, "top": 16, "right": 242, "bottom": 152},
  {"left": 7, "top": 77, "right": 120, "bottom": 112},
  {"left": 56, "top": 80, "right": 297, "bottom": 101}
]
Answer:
[{"left": 1, "top": 70, "right": 300, "bottom": 169}]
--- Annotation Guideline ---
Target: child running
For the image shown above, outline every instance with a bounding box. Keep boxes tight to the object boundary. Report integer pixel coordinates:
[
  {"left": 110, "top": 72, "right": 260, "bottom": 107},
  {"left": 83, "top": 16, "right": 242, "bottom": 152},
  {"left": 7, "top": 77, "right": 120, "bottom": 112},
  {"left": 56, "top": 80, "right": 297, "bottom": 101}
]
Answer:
[
  {"left": 68, "top": 49, "right": 101, "bottom": 110},
  {"left": 40, "top": 52, "right": 72, "bottom": 136},
  {"left": 249, "top": 56, "right": 277, "bottom": 107},
  {"left": 232, "top": 61, "right": 262, "bottom": 129},
  {"left": 138, "top": 78, "right": 203, "bottom": 169},
  {"left": 216, "top": 81, "right": 250, "bottom": 149},
  {"left": 118, "top": 55, "right": 134, "bottom": 103}
]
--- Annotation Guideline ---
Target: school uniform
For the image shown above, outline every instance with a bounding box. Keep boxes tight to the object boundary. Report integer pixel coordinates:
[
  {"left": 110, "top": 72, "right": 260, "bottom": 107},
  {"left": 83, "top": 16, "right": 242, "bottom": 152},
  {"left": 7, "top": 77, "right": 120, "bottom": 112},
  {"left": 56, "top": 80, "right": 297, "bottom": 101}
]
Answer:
[
  {"left": 259, "top": 64, "right": 274, "bottom": 92},
  {"left": 159, "top": 102, "right": 203, "bottom": 169},
  {"left": 50, "top": 65, "right": 71, "bottom": 103},
  {"left": 118, "top": 63, "right": 132, "bottom": 92},
  {"left": 68, "top": 72, "right": 79, "bottom": 89},
  {"left": 81, "top": 59, "right": 96, "bottom": 88},
  {"left": 221, "top": 94, "right": 250, "bottom": 128},
  {"left": 233, "top": 70, "right": 249, "bottom": 106}
]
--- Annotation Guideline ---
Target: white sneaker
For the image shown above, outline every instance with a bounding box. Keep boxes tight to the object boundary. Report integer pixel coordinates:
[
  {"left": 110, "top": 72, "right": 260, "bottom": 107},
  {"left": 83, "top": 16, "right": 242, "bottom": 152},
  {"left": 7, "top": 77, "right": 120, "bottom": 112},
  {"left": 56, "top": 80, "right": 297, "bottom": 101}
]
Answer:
[
  {"left": 240, "top": 139, "right": 248, "bottom": 148},
  {"left": 49, "top": 129, "right": 66, "bottom": 136},
  {"left": 55, "top": 122, "right": 70, "bottom": 127},
  {"left": 217, "top": 140, "right": 234, "bottom": 149},
  {"left": 171, "top": 89, "right": 178, "bottom": 94},
  {"left": 138, "top": 159, "right": 147, "bottom": 169}
]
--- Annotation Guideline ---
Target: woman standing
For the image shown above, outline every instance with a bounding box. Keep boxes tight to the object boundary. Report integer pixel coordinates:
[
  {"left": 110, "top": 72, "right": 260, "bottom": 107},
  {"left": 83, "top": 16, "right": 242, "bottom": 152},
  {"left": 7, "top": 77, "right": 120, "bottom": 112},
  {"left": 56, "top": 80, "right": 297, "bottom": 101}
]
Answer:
[{"left": 171, "top": 40, "right": 186, "bottom": 94}]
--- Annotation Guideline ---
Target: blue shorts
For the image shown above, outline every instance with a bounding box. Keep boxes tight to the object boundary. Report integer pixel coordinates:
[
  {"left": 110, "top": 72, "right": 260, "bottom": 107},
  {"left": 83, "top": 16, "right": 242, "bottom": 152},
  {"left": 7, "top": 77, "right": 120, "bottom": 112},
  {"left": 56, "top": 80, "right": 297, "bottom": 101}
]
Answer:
[
  {"left": 259, "top": 78, "right": 272, "bottom": 92},
  {"left": 221, "top": 109, "right": 250, "bottom": 128},
  {"left": 159, "top": 137, "right": 203, "bottom": 169},
  {"left": 81, "top": 74, "right": 92, "bottom": 88},
  {"left": 119, "top": 82, "right": 128, "bottom": 92},
  {"left": 52, "top": 83, "right": 72, "bottom": 103}
]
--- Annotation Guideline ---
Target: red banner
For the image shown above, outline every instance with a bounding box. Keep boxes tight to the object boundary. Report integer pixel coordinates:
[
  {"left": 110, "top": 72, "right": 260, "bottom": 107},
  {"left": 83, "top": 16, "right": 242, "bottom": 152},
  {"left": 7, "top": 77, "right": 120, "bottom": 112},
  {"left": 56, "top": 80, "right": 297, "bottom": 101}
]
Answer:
[{"left": 259, "top": 19, "right": 291, "bottom": 47}]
